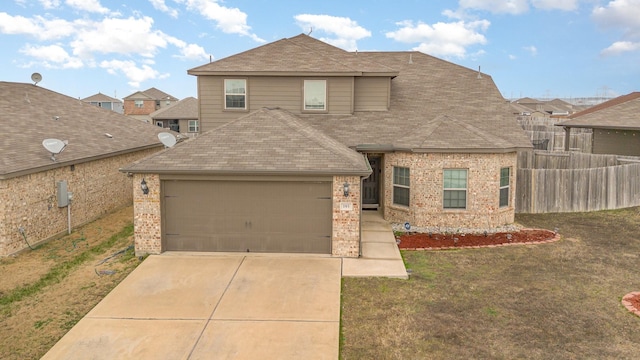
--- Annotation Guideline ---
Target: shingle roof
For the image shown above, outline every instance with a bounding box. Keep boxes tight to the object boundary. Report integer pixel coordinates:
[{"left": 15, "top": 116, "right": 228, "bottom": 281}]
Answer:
[
  {"left": 557, "top": 92, "right": 640, "bottom": 130},
  {"left": 188, "top": 34, "right": 398, "bottom": 76},
  {"left": 122, "top": 107, "right": 371, "bottom": 176},
  {"left": 123, "top": 87, "right": 178, "bottom": 101},
  {"left": 150, "top": 97, "right": 198, "bottom": 120},
  {"left": 299, "top": 51, "right": 532, "bottom": 152},
  {"left": 82, "top": 93, "right": 122, "bottom": 103},
  {"left": 0, "top": 82, "right": 170, "bottom": 179}
]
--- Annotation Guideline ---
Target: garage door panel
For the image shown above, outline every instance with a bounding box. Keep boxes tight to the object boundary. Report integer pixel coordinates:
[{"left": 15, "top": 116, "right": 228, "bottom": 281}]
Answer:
[{"left": 162, "top": 180, "right": 332, "bottom": 253}]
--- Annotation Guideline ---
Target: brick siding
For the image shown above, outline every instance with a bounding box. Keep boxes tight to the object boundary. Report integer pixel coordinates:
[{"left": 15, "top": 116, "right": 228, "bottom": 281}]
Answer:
[
  {"left": 132, "top": 175, "right": 363, "bottom": 258},
  {"left": 384, "top": 152, "right": 518, "bottom": 228},
  {"left": 0, "top": 148, "right": 160, "bottom": 256}
]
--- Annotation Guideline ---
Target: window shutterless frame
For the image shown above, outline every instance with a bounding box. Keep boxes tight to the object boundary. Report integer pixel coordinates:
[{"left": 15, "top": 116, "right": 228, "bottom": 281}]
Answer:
[
  {"left": 224, "top": 79, "right": 247, "bottom": 110},
  {"left": 303, "top": 80, "right": 326, "bottom": 111},
  {"left": 443, "top": 169, "right": 467, "bottom": 209},
  {"left": 499, "top": 167, "right": 510, "bottom": 207},
  {"left": 393, "top": 166, "right": 410, "bottom": 207},
  {"left": 188, "top": 120, "right": 199, "bottom": 133}
]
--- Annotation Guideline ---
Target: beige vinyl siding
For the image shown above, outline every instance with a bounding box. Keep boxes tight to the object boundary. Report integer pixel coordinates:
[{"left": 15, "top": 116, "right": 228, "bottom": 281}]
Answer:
[
  {"left": 198, "top": 75, "right": 355, "bottom": 132},
  {"left": 250, "top": 77, "right": 302, "bottom": 110},
  {"left": 593, "top": 129, "right": 640, "bottom": 156},
  {"left": 354, "top": 77, "right": 390, "bottom": 111}
]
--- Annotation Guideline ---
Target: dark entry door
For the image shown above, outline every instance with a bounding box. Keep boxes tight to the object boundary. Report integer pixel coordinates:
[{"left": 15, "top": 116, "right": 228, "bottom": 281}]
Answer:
[{"left": 362, "top": 156, "right": 380, "bottom": 208}]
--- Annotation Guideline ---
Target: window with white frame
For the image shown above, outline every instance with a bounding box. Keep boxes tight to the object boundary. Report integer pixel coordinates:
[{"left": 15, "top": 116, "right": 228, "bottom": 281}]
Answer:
[
  {"left": 188, "top": 120, "right": 199, "bottom": 133},
  {"left": 499, "top": 167, "right": 510, "bottom": 207},
  {"left": 224, "top": 79, "right": 246, "bottom": 109},
  {"left": 134, "top": 100, "right": 144, "bottom": 108},
  {"left": 304, "top": 80, "right": 326, "bottom": 111},
  {"left": 393, "top": 166, "right": 410, "bottom": 207},
  {"left": 443, "top": 169, "right": 467, "bottom": 209}
]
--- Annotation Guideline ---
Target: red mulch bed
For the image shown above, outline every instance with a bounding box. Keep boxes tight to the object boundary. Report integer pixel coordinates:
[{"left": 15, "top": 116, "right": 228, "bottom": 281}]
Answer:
[
  {"left": 397, "top": 229, "right": 557, "bottom": 250},
  {"left": 622, "top": 292, "right": 640, "bottom": 317}
]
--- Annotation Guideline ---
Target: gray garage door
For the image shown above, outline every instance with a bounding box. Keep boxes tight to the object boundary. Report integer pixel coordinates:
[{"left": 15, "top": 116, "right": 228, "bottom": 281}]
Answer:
[{"left": 162, "top": 180, "right": 332, "bottom": 253}]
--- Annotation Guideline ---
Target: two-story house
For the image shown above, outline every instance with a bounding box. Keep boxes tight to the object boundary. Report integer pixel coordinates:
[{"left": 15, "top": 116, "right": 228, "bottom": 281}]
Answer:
[
  {"left": 82, "top": 92, "right": 124, "bottom": 114},
  {"left": 123, "top": 34, "right": 532, "bottom": 258},
  {"left": 123, "top": 87, "right": 179, "bottom": 123},
  {"left": 149, "top": 96, "right": 200, "bottom": 136}
]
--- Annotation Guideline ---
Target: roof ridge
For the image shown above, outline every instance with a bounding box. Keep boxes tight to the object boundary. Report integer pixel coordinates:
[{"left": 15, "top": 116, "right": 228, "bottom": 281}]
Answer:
[{"left": 570, "top": 92, "right": 640, "bottom": 119}]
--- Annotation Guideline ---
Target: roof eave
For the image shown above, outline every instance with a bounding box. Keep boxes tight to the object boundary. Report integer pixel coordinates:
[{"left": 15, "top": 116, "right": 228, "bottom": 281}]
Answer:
[
  {"left": 119, "top": 168, "right": 373, "bottom": 177},
  {"left": 1, "top": 144, "right": 164, "bottom": 180},
  {"left": 187, "top": 70, "right": 363, "bottom": 77}
]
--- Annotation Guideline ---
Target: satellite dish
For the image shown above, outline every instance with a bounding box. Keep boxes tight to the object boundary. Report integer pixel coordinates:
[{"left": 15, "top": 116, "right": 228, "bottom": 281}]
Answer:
[
  {"left": 158, "top": 132, "right": 177, "bottom": 148},
  {"left": 42, "top": 138, "right": 67, "bottom": 161},
  {"left": 31, "top": 72, "right": 42, "bottom": 85}
]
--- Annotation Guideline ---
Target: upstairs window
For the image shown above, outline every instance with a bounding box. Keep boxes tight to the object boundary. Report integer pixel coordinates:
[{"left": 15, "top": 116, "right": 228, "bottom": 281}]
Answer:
[
  {"left": 393, "top": 166, "right": 410, "bottom": 207},
  {"left": 444, "top": 169, "right": 467, "bottom": 209},
  {"left": 188, "top": 120, "right": 199, "bottom": 133},
  {"left": 225, "top": 79, "right": 246, "bottom": 109},
  {"left": 304, "top": 80, "right": 326, "bottom": 111},
  {"left": 134, "top": 100, "right": 144, "bottom": 108},
  {"left": 500, "top": 167, "right": 510, "bottom": 207}
]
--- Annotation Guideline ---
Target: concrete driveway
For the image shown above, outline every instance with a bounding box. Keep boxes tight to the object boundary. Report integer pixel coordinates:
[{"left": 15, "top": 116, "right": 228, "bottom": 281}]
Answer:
[{"left": 42, "top": 254, "right": 341, "bottom": 359}]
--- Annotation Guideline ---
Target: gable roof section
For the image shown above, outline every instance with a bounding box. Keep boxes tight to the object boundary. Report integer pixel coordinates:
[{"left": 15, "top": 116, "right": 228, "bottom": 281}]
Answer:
[
  {"left": 123, "top": 87, "right": 178, "bottom": 101},
  {"left": 0, "top": 82, "right": 169, "bottom": 179},
  {"left": 558, "top": 92, "right": 640, "bottom": 130},
  {"left": 188, "top": 34, "right": 398, "bottom": 77},
  {"left": 151, "top": 97, "right": 198, "bottom": 120},
  {"left": 123, "top": 107, "right": 371, "bottom": 176},
  {"left": 298, "top": 51, "right": 532, "bottom": 152},
  {"left": 82, "top": 93, "right": 122, "bottom": 103}
]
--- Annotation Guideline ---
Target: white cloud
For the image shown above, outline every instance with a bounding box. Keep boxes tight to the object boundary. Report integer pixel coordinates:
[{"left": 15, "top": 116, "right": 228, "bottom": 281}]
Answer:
[
  {"left": 593, "top": 0, "right": 640, "bottom": 34},
  {"left": 592, "top": 0, "right": 640, "bottom": 55},
  {"left": 523, "top": 45, "right": 538, "bottom": 55},
  {"left": 531, "top": 0, "right": 578, "bottom": 11},
  {"left": 149, "top": 0, "right": 179, "bottom": 18},
  {"left": 19, "top": 44, "right": 83, "bottom": 68},
  {"left": 99, "top": 59, "right": 169, "bottom": 88},
  {"left": 39, "top": 0, "right": 61, "bottom": 9},
  {"left": 509, "top": 54, "right": 517, "bottom": 60},
  {"left": 70, "top": 16, "right": 171, "bottom": 58},
  {"left": 600, "top": 41, "right": 640, "bottom": 56},
  {"left": 459, "top": 0, "right": 529, "bottom": 14},
  {"left": 177, "top": 0, "right": 264, "bottom": 42},
  {"left": 65, "top": 0, "right": 109, "bottom": 14},
  {"left": 386, "top": 19, "right": 489, "bottom": 58},
  {"left": 0, "top": 12, "right": 76, "bottom": 40},
  {"left": 294, "top": 14, "right": 371, "bottom": 51},
  {"left": 177, "top": 43, "right": 208, "bottom": 60}
]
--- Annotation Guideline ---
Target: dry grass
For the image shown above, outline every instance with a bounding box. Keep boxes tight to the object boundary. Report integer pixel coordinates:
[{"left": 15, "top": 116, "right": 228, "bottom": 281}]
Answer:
[
  {"left": 0, "top": 206, "right": 142, "bottom": 360},
  {"left": 341, "top": 207, "right": 640, "bottom": 359}
]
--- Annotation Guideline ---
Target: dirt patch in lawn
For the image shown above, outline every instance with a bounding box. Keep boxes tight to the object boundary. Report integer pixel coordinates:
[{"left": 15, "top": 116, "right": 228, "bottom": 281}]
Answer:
[
  {"left": 396, "top": 229, "right": 557, "bottom": 250},
  {"left": 0, "top": 206, "right": 142, "bottom": 360}
]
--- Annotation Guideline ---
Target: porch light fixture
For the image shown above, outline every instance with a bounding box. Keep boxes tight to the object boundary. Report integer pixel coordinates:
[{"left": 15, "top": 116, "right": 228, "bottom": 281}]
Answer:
[
  {"left": 343, "top": 182, "right": 350, "bottom": 197},
  {"left": 140, "top": 178, "right": 149, "bottom": 195}
]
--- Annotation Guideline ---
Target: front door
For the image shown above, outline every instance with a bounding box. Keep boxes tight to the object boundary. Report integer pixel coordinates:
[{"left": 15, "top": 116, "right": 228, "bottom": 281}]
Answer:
[{"left": 363, "top": 156, "right": 381, "bottom": 208}]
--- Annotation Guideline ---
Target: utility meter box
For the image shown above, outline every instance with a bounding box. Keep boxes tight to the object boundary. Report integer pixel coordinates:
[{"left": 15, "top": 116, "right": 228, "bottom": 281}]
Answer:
[{"left": 57, "top": 180, "right": 69, "bottom": 207}]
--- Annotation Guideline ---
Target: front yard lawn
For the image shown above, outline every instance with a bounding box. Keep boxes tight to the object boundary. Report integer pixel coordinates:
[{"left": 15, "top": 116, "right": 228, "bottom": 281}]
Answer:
[{"left": 341, "top": 207, "right": 640, "bottom": 359}]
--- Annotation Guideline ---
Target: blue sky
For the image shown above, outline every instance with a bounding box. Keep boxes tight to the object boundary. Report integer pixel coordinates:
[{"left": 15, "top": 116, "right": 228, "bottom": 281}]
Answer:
[{"left": 0, "top": 0, "right": 638, "bottom": 101}]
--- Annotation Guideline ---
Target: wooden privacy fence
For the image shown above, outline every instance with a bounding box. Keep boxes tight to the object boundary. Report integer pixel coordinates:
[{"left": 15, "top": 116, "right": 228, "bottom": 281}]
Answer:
[
  {"left": 517, "top": 116, "right": 592, "bottom": 152},
  {"left": 516, "top": 151, "right": 640, "bottom": 213}
]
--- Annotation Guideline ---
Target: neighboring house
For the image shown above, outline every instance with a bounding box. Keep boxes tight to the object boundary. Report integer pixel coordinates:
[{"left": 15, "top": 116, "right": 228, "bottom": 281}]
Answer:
[
  {"left": 123, "top": 34, "right": 532, "bottom": 258},
  {"left": 150, "top": 96, "right": 200, "bottom": 136},
  {"left": 556, "top": 92, "right": 640, "bottom": 155},
  {"left": 0, "top": 81, "right": 172, "bottom": 256},
  {"left": 82, "top": 92, "right": 124, "bottom": 114},
  {"left": 513, "top": 97, "right": 576, "bottom": 117},
  {"left": 123, "top": 87, "right": 179, "bottom": 122}
]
